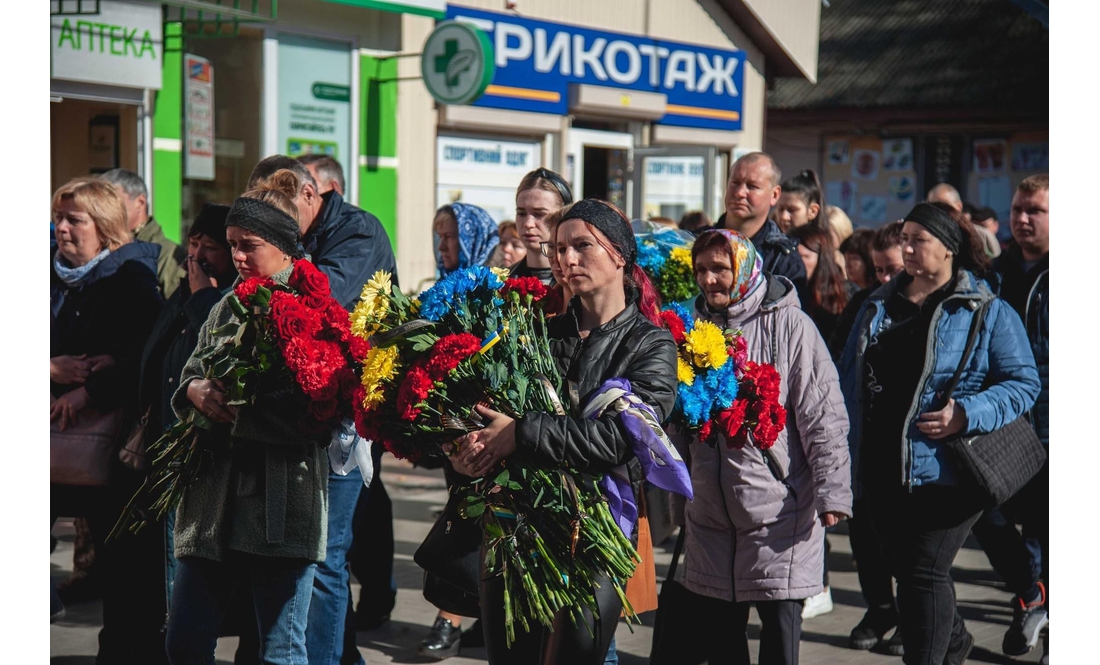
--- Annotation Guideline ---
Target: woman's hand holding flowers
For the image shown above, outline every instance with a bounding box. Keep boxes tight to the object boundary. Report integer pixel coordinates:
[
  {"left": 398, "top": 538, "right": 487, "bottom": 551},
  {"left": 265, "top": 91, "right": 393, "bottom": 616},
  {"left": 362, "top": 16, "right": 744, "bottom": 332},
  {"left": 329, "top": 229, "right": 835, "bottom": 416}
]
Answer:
[{"left": 187, "top": 378, "right": 238, "bottom": 424}]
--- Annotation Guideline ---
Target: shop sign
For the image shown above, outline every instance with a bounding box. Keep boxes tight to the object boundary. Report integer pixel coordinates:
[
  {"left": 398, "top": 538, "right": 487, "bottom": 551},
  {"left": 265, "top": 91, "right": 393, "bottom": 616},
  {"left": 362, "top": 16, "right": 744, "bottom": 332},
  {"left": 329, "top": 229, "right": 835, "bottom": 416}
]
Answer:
[
  {"left": 277, "top": 34, "right": 352, "bottom": 167},
  {"left": 437, "top": 136, "right": 537, "bottom": 174},
  {"left": 446, "top": 6, "right": 745, "bottom": 131},
  {"left": 422, "top": 21, "right": 495, "bottom": 106},
  {"left": 184, "top": 55, "right": 215, "bottom": 181},
  {"left": 50, "top": 0, "right": 163, "bottom": 90}
]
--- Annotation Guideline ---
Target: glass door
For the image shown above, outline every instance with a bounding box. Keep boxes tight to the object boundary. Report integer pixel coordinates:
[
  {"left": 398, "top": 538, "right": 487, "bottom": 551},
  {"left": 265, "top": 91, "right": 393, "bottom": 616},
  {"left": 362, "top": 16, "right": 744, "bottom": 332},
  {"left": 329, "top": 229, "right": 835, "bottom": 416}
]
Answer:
[
  {"left": 632, "top": 145, "right": 722, "bottom": 225},
  {"left": 566, "top": 128, "right": 635, "bottom": 217}
]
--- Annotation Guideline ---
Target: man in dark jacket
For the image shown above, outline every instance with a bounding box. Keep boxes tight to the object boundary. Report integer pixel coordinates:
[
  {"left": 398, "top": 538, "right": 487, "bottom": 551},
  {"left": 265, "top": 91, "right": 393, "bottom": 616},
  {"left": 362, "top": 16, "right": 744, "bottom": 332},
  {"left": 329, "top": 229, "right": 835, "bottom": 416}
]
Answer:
[
  {"left": 972, "top": 174, "right": 1049, "bottom": 662},
  {"left": 248, "top": 155, "right": 397, "bottom": 665},
  {"left": 719, "top": 152, "right": 807, "bottom": 302}
]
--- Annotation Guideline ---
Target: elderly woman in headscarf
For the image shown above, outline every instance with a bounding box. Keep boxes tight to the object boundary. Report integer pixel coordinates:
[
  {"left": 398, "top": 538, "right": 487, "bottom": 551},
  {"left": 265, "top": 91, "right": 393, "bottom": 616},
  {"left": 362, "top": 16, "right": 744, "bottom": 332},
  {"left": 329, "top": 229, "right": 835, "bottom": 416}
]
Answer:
[
  {"left": 656, "top": 229, "right": 852, "bottom": 665},
  {"left": 434, "top": 202, "right": 500, "bottom": 277},
  {"left": 418, "top": 201, "right": 501, "bottom": 659}
]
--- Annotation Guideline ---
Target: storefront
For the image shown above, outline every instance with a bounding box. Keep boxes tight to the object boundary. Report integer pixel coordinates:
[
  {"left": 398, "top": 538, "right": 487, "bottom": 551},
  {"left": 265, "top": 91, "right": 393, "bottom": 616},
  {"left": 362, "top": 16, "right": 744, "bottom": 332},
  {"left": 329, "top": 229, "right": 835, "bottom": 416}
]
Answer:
[{"left": 50, "top": 1, "right": 163, "bottom": 197}]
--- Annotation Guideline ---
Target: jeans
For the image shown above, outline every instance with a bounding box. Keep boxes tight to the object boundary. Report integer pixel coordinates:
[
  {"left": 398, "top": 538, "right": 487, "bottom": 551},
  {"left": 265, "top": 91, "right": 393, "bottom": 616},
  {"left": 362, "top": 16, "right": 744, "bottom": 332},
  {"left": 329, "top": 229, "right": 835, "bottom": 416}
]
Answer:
[
  {"left": 167, "top": 554, "right": 317, "bottom": 665},
  {"left": 306, "top": 466, "right": 365, "bottom": 665},
  {"left": 867, "top": 483, "right": 984, "bottom": 665},
  {"left": 971, "top": 463, "right": 1048, "bottom": 604},
  {"left": 849, "top": 498, "right": 898, "bottom": 616}
]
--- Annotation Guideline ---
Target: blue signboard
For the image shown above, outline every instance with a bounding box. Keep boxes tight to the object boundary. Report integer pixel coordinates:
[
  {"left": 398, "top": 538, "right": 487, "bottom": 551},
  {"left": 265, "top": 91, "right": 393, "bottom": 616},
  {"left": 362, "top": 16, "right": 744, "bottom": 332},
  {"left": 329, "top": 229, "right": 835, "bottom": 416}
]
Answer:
[{"left": 445, "top": 5, "right": 745, "bottom": 132}]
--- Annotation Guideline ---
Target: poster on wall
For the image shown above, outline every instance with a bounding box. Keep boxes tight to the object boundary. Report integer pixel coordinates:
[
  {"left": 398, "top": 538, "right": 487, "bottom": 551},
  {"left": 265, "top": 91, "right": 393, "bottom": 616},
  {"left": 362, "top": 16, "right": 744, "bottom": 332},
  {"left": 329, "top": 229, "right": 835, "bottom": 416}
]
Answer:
[
  {"left": 851, "top": 149, "right": 880, "bottom": 181},
  {"left": 825, "top": 180, "right": 858, "bottom": 217},
  {"left": 184, "top": 55, "right": 215, "bottom": 181},
  {"left": 972, "top": 139, "right": 1008, "bottom": 174},
  {"left": 1011, "top": 143, "right": 1049, "bottom": 171},
  {"left": 888, "top": 176, "right": 915, "bottom": 204},
  {"left": 827, "top": 140, "right": 850, "bottom": 165},
  {"left": 882, "top": 139, "right": 913, "bottom": 172},
  {"left": 859, "top": 195, "right": 888, "bottom": 224},
  {"left": 277, "top": 35, "right": 351, "bottom": 171}
]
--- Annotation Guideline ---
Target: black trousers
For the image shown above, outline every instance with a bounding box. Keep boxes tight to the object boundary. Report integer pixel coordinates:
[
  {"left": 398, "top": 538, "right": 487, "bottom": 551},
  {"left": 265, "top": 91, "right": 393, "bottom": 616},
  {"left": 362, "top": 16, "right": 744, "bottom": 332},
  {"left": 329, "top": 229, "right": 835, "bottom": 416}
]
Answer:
[
  {"left": 479, "top": 567, "right": 620, "bottom": 665},
  {"left": 849, "top": 497, "right": 898, "bottom": 616},
  {"left": 867, "top": 483, "right": 983, "bottom": 665},
  {"left": 971, "top": 463, "right": 1048, "bottom": 605},
  {"left": 53, "top": 473, "right": 171, "bottom": 665}
]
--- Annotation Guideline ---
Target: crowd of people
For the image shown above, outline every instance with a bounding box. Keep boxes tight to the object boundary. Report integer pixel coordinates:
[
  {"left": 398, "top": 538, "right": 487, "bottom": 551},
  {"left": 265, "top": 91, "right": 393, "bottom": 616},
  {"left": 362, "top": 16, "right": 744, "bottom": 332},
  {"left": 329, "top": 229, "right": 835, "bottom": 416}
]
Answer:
[{"left": 50, "top": 149, "right": 1049, "bottom": 665}]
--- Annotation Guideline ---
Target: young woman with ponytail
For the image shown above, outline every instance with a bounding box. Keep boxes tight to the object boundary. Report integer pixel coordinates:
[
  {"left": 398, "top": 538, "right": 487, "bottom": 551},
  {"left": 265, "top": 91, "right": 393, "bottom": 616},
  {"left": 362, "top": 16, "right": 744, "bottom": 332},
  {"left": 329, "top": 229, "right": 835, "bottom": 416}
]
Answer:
[
  {"left": 447, "top": 199, "right": 677, "bottom": 664},
  {"left": 775, "top": 169, "right": 827, "bottom": 234}
]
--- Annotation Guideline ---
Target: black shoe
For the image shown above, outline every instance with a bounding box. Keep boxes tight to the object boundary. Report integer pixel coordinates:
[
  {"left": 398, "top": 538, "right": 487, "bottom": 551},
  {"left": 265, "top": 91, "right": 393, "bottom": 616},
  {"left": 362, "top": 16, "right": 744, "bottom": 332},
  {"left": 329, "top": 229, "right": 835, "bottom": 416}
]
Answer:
[
  {"left": 882, "top": 626, "right": 904, "bottom": 657},
  {"left": 460, "top": 620, "right": 485, "bottom": 648},
  {"left": 356, "top": 611, "right": 390, "bottom": 632},
  {"left": 418, "top": 617, "right": 462, "bottom": 660},
  {"left": 944, "top": 629, "right": 974, "bottom": 665},
  {"left": 848, "top": 609, "right": 897, "bottom": 650}
]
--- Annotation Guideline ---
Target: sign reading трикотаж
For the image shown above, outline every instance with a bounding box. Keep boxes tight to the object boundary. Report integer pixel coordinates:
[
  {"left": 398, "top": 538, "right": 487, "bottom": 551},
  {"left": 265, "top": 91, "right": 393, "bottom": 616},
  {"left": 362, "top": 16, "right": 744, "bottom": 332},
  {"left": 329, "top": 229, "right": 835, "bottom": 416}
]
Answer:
[{"left": 50, "top": 0, "right": 163, "bottom": 90}]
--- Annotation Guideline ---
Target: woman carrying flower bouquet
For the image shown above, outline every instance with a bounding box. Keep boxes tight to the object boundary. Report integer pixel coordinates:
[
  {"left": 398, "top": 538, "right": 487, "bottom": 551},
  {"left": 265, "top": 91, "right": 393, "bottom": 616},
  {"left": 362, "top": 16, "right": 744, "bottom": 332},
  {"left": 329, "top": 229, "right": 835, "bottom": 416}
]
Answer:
[
  {"left": 165, "top": 170, "right": 332, "bottom": 665},
  {"left": 448, "top": 198, "right": 678, "bottom": 665},
  {"left": 664, "top": 229, "right": 853, "bottom": 665},
  {"left": 837, "top": 203, "right": 1040, "bottom": 665}
]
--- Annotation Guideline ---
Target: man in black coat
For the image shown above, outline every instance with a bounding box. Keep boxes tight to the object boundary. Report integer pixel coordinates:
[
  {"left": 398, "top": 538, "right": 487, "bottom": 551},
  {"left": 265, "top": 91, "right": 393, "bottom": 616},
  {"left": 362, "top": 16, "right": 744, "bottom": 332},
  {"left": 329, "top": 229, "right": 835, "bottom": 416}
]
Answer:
[{"left": 719, "top": 152, "right": 807, "bottom": 303}]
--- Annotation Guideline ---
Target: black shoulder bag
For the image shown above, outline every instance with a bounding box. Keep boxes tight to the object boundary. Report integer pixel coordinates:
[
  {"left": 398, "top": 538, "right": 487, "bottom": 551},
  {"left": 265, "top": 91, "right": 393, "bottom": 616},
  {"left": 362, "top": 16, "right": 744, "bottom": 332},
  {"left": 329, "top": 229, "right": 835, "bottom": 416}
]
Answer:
[{"left": 938, "top": 300, "right": 1047, "bottom": 508}]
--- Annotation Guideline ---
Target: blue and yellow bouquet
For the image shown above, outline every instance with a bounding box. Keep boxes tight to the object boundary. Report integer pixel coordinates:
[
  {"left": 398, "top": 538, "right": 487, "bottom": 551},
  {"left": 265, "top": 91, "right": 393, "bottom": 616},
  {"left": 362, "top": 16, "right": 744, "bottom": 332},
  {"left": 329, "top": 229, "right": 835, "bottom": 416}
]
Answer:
[{"left": 633, "top": 222, "right": 700, "bottom": 304}]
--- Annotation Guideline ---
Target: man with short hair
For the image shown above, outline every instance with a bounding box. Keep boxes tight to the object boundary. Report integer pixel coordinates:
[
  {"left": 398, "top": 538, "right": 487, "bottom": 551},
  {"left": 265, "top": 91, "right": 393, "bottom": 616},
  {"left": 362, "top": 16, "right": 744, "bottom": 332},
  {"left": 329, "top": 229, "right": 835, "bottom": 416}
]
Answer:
[
  {"left": 101, "top": 169, "right": 187, "bottom": 297},
  {"left": 720, "top": 152, "right": 807, "bottom": 298},
  {"left": 247, "top": 154, "right": 396, "bottom": 665},
  {"left": 970, "top": 174, "right": 1049, "bottom": 663},
  {"left": 926, "top": 183, "right": 1001, "bottom": 257},
  {"left": 298, "top": 154, "right": 346, "bottom": 196}
]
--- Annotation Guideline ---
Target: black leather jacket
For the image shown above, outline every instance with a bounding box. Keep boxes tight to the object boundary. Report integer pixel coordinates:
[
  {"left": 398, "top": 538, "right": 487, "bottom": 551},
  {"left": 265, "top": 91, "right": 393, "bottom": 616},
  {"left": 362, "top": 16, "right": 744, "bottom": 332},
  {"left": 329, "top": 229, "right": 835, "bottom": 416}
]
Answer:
[{"left": 515, "top": 300, "right": 678, "bottom": 474}]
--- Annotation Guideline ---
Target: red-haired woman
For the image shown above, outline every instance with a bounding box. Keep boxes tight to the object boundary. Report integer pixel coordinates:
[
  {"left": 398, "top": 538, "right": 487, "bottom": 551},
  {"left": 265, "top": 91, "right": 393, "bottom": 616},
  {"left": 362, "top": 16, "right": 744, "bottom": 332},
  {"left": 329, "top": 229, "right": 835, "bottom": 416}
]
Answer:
[{"left": 447, "top": 199, "right": 675, "bottom": 664}]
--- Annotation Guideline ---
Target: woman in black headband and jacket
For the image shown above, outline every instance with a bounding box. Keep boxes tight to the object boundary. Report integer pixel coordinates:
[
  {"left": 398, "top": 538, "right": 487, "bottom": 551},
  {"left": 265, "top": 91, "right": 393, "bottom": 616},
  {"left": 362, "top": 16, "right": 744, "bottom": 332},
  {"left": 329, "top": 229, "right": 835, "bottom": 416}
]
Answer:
[
  {"left": 447, "top": 199, "right": 677, "bottom": 665},
  {"left": 164, "top": 170, "right": 331, "bottom": 665},
  {"left": 837, "top": 203, "right": 1040, "bottom": 665}
]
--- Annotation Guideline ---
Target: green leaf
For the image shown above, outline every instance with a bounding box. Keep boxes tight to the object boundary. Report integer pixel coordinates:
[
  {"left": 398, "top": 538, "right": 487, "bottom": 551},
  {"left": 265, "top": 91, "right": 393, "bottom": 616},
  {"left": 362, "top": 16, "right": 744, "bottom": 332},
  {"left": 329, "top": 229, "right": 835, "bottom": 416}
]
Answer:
[
  {"left": 493, "top": 469, "right": 511, "bottom": 486},
  {"left": 485, "top": 522, "right": 504, "bottom": 539},
  {"left": 464, "top": 502, "right": 486, "bottom": 518},
  {"left": 227, "top": 296, "right": 248, "bottom": 320}
]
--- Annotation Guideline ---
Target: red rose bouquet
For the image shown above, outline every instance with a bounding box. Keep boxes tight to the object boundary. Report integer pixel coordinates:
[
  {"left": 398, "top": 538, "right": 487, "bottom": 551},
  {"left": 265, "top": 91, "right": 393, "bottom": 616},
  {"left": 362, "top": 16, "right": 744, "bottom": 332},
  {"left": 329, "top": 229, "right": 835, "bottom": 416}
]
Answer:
[{"left": 112, "top": 259, "right": 363, "bottom": 538}]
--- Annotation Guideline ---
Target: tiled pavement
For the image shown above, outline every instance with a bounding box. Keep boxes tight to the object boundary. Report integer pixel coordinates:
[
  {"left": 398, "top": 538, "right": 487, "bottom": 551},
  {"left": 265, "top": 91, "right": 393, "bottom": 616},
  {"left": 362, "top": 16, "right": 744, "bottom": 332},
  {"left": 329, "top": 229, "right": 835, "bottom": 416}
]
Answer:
[{"left": 51, "top": 459, "right": 1045, "bottom": 664}]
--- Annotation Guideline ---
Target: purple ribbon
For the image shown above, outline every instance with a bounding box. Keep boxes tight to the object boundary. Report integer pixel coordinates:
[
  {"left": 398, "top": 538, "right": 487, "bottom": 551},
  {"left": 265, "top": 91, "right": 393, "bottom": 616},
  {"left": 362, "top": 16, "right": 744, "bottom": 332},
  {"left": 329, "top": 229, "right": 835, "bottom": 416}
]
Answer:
[{"left": 584, "top": 378, "right": 694, "bottom": 537}]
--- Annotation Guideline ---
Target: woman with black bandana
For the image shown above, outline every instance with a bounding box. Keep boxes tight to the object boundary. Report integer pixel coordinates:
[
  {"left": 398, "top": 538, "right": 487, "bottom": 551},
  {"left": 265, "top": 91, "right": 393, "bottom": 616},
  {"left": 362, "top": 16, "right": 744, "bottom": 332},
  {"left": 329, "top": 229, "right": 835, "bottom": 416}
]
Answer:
[
  {"left": 446, "top": 199, "right": 677, "bottom": 665},
  {"left": 837, "top": 203, "right": 1040, "bottom": 665},
  {"left": 165, "top": 170, "right": 331, "bottom": 665}
]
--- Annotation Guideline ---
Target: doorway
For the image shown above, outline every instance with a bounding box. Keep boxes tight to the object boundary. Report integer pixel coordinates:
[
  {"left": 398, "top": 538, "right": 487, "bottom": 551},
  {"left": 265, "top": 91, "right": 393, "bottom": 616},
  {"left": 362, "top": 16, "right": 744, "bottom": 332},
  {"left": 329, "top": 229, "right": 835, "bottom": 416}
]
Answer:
[{"left": 567, "top": 128, "right": 634, "bottom": 217}]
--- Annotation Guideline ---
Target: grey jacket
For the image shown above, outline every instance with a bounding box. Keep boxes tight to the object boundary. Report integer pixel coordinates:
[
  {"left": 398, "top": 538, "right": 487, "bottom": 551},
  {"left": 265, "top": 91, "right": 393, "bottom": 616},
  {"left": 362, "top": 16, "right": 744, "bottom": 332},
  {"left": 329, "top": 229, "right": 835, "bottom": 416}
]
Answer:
[
  {"left": 171, "top": 265, "right": 330, "bottom": 562},
  {"left": 681, "top": 275, "right": 853, "bottom": 602}
]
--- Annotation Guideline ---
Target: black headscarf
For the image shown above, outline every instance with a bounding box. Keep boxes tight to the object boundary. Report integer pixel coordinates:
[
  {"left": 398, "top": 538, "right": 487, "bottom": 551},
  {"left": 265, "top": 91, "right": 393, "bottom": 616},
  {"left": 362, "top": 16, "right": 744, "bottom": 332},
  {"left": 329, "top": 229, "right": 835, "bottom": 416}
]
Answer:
[
  {"left": 559, "top": 199, "right": 637, "bottom": 268},
  {"left": 905, "top": 202, "right": 962, "bottom": 254},
  {"left": 226, "top": 197, "right": 303, "bottom": 259}
]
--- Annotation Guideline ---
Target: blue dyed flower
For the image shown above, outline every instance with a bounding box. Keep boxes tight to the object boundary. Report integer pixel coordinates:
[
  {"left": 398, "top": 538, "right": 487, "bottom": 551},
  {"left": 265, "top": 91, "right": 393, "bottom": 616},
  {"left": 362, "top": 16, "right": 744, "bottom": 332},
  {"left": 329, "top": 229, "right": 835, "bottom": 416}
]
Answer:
[{"left": 419, "top": 265, "right": 505, "bottom": 322}]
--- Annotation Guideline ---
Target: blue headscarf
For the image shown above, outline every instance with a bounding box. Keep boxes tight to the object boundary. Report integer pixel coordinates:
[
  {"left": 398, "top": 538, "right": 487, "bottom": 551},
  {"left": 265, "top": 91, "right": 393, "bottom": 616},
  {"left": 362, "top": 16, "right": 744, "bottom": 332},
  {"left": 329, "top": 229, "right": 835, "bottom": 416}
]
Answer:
[{"left": 436, "top": 202, "right": 500, "bottom": 277}]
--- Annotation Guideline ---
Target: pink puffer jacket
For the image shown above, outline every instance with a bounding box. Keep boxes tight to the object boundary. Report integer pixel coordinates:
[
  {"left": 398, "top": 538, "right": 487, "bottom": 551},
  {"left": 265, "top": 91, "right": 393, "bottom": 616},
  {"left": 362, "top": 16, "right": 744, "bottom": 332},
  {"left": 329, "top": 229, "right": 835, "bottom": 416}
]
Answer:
[{"left": 680, "top": 276, "right": 852, "bottom": 603}]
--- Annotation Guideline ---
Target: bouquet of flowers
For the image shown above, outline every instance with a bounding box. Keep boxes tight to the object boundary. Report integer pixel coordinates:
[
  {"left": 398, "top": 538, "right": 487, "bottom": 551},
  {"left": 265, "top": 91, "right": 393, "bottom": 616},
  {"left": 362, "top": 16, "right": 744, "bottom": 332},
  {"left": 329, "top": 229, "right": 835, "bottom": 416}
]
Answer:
[
  {"left": 661, "top": 303, "right": 787, "bottom": 450},
  {"left": 633, "top": 221, "right": 700, "bottom": 304},
  {"left": 111, "top": 260, "right": 365, "bottom": 538},
  {"left": 351, "top": 267, "right": 683, "bottom": 645}
]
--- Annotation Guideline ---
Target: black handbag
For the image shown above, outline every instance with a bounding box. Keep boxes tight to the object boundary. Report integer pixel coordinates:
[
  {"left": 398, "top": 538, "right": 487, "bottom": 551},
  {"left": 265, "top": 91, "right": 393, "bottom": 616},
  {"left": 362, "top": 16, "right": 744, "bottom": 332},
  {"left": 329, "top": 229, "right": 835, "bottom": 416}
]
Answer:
[
  {"left": 414, "top": 489, "right": 483, "bottom": 618},
  {"left": 649, "top": 527, "right": 709, "bottom": 665},
  {"left": 938, "top": 300, "right": 1047, "bottom": 508}
]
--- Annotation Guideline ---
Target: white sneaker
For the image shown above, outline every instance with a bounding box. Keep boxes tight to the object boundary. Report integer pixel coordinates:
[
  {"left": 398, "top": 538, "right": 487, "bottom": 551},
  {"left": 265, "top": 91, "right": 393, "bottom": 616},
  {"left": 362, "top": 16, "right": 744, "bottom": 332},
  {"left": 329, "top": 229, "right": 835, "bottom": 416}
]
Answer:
[{"left": 801, "top": 586, "right": 834, "bottom": 620}]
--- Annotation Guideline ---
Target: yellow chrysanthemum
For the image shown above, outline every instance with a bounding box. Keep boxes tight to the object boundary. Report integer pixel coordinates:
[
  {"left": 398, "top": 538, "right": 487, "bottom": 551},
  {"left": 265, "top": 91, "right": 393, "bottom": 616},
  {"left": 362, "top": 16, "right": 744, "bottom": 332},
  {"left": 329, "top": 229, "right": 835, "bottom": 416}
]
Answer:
[
  {"left": 491, "top": 266, "right": 511, "bottom": 281},
  {"left": 351, "top": 271, "right": 394, "bottom": 338},
  {"left": 677, "top": 357, "right": 695, "bottom": 386},
  {"left": 670, "top": 247, "right": 693, "bottom": 268},
  {"left": 360, "top": 346, "right": 400, "bottom": 408},
  {"left": 684, "top": 320, "right": 730, "bottom": 369}
]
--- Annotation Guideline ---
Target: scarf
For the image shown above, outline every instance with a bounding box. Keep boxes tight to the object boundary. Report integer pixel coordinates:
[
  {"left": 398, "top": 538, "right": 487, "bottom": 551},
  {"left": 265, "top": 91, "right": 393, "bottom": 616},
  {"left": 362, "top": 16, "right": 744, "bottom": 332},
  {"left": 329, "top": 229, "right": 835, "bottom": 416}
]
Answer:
[
  {"left": 715, "top": 229, "right": 765, "bottom": 304},
  {"left": 53, "top": 248, "right": 110, "bottom": 287},
  {"left": 439, "top": 202, "right": 499, "bottom": 276}
]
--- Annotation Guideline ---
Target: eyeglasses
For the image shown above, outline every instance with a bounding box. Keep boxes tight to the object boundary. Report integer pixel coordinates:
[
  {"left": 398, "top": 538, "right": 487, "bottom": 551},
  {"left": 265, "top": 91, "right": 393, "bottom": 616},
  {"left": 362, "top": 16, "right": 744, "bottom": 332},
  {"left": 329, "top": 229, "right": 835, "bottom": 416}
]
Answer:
[
  {"left": 539, "top": 241, "right": 555, "bottom": 258},
  {"left": 531, "top": 168, "right": 574, "bottom": 206}
]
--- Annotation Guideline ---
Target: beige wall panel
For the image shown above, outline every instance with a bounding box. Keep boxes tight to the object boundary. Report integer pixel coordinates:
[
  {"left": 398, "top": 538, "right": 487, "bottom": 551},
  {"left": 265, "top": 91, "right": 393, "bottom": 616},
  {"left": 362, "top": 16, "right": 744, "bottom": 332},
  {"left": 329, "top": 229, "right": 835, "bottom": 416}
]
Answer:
[
  {"left": 396, "top": 13, "right": 441, "bottom": 293},
  {"left": 740, "top": 0, "right": 819, "bottom": 80},
  {"left": 276, "top": 0, "right": 401, "bottom": 50}
]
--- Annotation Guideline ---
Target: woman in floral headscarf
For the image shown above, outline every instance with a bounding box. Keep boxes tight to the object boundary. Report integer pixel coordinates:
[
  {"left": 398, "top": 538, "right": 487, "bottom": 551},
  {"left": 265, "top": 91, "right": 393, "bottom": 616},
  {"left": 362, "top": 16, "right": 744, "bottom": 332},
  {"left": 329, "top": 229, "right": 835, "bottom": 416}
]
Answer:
[
  {"left": 434, "top": 202, "right": 500, "bottom": 277},
  {"left": 655, "top": 229, "right": 852, "bottom": 665}
]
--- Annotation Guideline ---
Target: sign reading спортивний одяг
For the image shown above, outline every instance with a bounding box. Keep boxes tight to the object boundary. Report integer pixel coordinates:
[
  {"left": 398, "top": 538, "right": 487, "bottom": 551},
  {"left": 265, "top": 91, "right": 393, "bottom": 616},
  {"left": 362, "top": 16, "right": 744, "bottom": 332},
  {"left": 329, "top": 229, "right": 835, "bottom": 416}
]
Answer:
[
  {"left": 445, "top": 5, "right": 746, "bottom": 132},
  {"left": 50, "top": 0, "right": 163, "bottom": 90}
]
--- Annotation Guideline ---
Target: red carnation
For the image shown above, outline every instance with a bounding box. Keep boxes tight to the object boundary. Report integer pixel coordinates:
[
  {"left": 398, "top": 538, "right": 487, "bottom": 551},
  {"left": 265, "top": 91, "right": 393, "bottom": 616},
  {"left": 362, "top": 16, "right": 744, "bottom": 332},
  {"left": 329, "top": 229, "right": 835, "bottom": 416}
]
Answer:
[
  {"left": 318, "top": 300, "right": 352, "bottom": 340},
  {"left": 347, "top": 335, "right": 371, "bottom": 363},
  {"left": 742, "top": 362, "right": 782, "bottom": 402},
  {"left": 269, "top": 291, "right": 322, "bottom": 342},
  {"left": 288, "top": 260, "right": 332, "bottom": 308},
  {"left": 698, "top": 420, "right": 714, "bottom": 444},
  {"left": 752, "top": 402, "right": 787, "bottom": 450},
  {"left": 716, "top": 400, "right": 749, "bottom": 441},
  {"left": 425, "top": 333, "right": 482, "bottom": 381},
  {"left": 503, "top": 277, "right": 548, "bottom": 302},
  {"left": 659, "top": 310, "right": 687, "bottom": 345},
  {"left": 293, "top": 340, "right": 347, "bottom": 398},
  {"left": 540, "top": 286, "right": 565, "bottom": 317},
  {"left": 733, "top": 335, "right": 749, "bottom": 372},
  {"left": 396, "top": 364, "right": 433, "bottom": 421},
  {"left": 234, "top": 277, "right": 276, "bottom": 306}
]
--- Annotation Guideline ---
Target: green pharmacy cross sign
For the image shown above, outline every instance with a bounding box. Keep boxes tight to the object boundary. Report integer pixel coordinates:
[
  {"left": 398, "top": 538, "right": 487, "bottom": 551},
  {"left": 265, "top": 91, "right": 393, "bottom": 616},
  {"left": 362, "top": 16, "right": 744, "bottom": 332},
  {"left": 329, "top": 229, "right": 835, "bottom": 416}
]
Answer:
[{"left": 421, "top": 20, "right": 494, "bottom": 106}]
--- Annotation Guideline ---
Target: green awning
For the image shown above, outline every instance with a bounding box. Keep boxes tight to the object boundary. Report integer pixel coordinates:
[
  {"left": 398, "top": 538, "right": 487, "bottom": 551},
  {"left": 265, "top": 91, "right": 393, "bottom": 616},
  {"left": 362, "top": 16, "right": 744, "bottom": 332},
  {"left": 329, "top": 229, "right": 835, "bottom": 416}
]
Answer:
[{"left": 321, "top": 0, "right": 445, "bottom": 19}]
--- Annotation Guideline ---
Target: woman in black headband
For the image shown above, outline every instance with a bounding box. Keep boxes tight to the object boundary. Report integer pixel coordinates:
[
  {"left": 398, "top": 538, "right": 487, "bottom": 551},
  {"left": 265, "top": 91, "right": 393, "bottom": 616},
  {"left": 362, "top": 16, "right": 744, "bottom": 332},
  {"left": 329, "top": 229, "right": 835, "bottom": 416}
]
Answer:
[
  {"left": 447, "top": 199, "right": 677, "bottom": 664},
  {"left": 165, "top": 170, "right": 330, "bottom": 665},
  {"left": 836, "top": 202, "right": 1041, "bottom": 664},
  {"left": 510, "top": 168, "right": 574, "bottom": 284}
]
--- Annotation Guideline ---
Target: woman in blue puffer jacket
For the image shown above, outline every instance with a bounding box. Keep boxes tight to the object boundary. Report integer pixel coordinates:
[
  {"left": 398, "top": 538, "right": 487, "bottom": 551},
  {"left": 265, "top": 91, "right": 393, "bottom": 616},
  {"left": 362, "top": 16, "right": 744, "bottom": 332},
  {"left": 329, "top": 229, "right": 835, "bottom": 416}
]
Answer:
[{"left": 837, "top": 202, "right": 1040, "bottom": 665}]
